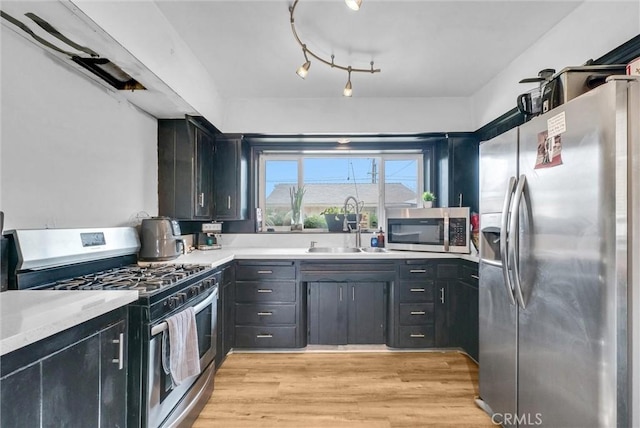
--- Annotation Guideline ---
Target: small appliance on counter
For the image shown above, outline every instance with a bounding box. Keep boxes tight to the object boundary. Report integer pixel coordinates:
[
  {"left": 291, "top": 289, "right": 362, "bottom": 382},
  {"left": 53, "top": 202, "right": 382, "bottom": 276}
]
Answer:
[
  {"left": 386, "top": 207, "right": 470, "bottom": 253},
  {"left": 197, "top": 222, "right": 222, "bottom": 250},
  {"left": 138, "top": 217, "right": 186, "bottom": 261}
]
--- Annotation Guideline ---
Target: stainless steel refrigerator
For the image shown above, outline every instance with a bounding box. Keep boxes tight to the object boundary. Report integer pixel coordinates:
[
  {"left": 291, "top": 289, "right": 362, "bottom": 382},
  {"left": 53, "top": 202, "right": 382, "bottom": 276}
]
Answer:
[{"left": 477, "top": 76, "right": 639, "bottom": 427}]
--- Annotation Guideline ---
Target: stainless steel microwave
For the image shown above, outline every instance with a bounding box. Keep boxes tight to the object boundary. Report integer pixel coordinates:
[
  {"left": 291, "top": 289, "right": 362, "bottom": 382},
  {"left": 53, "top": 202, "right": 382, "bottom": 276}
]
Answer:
[{"left": 386, "top": 207, "right": 470, "bottom": 253}]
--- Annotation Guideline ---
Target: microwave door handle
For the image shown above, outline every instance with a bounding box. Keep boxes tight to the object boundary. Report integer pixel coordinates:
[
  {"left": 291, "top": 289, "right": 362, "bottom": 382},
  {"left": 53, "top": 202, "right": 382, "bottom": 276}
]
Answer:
[
  {"left": 500, "top": 176, "right": 517, "bottom": 306},
  {"left": 443, "top": 211, "right": 450, "bottom": 252}
]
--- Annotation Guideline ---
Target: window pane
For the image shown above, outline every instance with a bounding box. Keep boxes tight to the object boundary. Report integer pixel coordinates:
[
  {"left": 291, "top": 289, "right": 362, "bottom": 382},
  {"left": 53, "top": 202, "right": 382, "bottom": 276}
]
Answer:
[
  {"left": 384, "top": 159, "right": 419, "bottom": 210},
  {"left": 303, "top": 158, "right": 378, "bottom": 230},
  {"left": 265, "top": 160, "right": 298, "bottom": 228}
]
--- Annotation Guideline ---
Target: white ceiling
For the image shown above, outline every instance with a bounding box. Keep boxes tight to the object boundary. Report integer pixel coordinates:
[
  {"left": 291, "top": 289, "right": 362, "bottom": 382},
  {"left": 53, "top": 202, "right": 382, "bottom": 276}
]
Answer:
[{"left": 154, "top": 0, "right": 583, "bottom": 100}]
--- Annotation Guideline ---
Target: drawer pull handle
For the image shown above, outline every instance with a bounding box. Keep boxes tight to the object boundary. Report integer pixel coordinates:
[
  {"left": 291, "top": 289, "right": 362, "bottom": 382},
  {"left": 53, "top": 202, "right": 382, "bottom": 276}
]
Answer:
[
  {"left": 409, "top": 269, "right": 427, "bottom": 273},
  {"left": 258, "top": 312, "right": 273, "bottom": 316},
  {"left": 257, "top": 289, "right": 273, "bottom": 293},
  {"left": 410, "top": 311, "right": 426, "bottom": 315},
  {"left": 256, "top": 334, "right": 273, "bottom": 338},
  {"left": 471, "top": 274, "right": 479, "bottom": 279},
  {"left": 111, "top": 333, "right": 124, "bottom": 370},
  {"left": 257, "top": 270, "right": 273, "bottom": 274},
  {"left": 410, "top": 288, "right": 425, "bottom": 292},
  {"left": 410, "top": 334, "right": 425, "bottom": 338}
]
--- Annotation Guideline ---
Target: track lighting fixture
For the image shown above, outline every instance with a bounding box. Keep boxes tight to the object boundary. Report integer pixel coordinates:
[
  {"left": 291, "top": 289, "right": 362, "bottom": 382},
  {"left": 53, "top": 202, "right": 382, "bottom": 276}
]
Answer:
[
  {"left": 345, "top": 0, "right": 363, "bottom": 11},
  {"left": 289, "top": 0, "right": 380, "bottom": 97}
]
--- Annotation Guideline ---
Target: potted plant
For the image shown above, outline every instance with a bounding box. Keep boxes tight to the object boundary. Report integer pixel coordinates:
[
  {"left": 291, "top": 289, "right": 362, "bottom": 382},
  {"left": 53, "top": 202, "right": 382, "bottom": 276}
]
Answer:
[
  {"left": 422, "top": 191, "right": 436, "bottom": 208},
  {"left": 289, "top": 186, "right": 306, "bottom": 231},
  {"left": 321, "top": 206, "right": 362, "bottom": 232}
]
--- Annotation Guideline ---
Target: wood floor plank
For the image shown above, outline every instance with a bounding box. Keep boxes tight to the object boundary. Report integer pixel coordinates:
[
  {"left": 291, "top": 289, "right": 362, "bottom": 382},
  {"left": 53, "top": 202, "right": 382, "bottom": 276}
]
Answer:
[{"left": 193, "top": 351, "right": 494, "bottom": 427}]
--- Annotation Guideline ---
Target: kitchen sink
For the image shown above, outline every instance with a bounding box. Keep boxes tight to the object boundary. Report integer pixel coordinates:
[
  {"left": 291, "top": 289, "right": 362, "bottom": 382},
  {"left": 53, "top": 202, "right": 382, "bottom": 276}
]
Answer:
[
  {"left": 306, "top": 247, "right": 362, "bottom": 253},
  {"left": 306, "top": 247, "right": 389, "bottom": 253},
  {"left": 359, "top": 247, "right": 388, "bottom": 253}
]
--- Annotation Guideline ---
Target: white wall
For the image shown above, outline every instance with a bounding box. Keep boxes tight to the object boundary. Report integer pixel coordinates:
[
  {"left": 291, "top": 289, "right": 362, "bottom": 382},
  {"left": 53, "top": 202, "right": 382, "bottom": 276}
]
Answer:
[
  {"left": 223, "top": 96, "right": 473, "bottom": 134},
  {"left": 0, "top": 26, "right": 158, "bottom": 230},
  {"left": 471, "top": 1, "right": 640, "bottom": 129}
]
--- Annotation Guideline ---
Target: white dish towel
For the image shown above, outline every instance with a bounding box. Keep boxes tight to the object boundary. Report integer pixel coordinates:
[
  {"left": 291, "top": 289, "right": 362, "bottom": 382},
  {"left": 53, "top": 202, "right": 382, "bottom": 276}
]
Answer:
[{"left": 161, "top": 306, "right": 201, "bottom": 386}]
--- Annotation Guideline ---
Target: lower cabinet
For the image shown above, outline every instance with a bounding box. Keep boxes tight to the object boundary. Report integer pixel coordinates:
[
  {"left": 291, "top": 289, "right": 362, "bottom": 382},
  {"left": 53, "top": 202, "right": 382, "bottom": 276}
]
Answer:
[
  {"left": 233, "top": 261, "right": 305, "bottom": 349},
  {"left": 391, "top": 259, "right": 479, "bottom": 358},
  {"left": 308, "top": 282, "right": 386, "bottom": 345},
  {"left": 216, "top": 263, "right": 235, "bottom": 369},
  {"left": 0, "top": 308, "right": 128, "bottom": 428}
]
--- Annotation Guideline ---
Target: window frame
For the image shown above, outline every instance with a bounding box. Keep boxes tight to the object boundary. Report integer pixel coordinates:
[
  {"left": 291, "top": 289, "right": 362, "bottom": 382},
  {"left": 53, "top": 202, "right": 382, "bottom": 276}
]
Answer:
[{"left": 258, "top": 151, "right": 425, "bottom": 232}]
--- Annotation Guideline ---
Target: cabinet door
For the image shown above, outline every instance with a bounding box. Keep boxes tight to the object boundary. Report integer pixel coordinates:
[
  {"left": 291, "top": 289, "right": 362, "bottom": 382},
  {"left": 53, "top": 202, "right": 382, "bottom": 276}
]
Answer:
[
  {"left": 42, "top": 335, "right": 101, "bottom": 427},
  {"left": 1, "top": 363, "right": 40, "bottom": 427},
  {"left": 100, "top": 320, "right": 127, "bottom": 428},
  {"left": 194, "top": 127, "right": 214, "bottom": 218},
  {"left": 214, "top": 137, "right": 240, "bottom": 219},
  {"left": 434, "top": 280, "right": 449, "bottom": 347},
  {"left": 347, "top": 282, "right": 385, "bottom": 344},
  {"left": 308, "top": 282, "right": 347, "bottom": 345}
]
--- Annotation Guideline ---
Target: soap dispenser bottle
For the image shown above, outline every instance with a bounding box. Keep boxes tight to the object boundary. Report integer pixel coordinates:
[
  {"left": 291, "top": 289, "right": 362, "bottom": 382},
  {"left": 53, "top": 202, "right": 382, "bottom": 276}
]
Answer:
[{"left": 377, "top": 227, "right": 385, "bottom": 248}]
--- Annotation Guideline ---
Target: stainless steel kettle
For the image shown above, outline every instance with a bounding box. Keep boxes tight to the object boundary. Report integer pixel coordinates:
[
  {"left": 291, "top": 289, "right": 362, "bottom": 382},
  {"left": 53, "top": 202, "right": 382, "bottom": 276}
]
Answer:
[{"left": 139, "top": 217, "right": 185, "bottom": 261}]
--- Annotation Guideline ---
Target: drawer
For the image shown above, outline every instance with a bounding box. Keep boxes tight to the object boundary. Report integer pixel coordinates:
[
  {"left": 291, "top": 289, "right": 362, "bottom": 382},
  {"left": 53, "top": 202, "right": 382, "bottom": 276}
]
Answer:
[
  {"left": 399, "top": 264, "right": 435, "bottom": 280},
  {"left": 235, "top": 281, "right": 297, "bottom": 303},
  {"left": 399, "top": 303, "right": 434, "bottom": 325},
  {"left": 398, "top": 282, "right": 434, "bottom": 303},
  {"left": 235, "top": 326, "right": 297, "bottom": 348},
  {"left": 235, "top": 304, "right": 297, "bottom": 325},
  {"left": 236, "top": 264, "right": 295, "bottom": 281},
  {"left": 397, "top": 325, "right": 435, "bottom": 348}
]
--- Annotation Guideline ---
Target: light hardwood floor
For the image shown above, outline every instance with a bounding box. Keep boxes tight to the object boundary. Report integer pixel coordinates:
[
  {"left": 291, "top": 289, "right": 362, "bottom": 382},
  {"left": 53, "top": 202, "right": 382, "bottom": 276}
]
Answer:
[{"left": 193, "top": 351, "right": 495, "bottom": 427}]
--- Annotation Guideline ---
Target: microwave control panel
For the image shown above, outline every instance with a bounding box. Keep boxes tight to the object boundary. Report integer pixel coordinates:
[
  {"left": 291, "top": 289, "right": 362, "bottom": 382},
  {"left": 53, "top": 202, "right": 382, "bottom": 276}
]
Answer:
[{"left": 449, "top": 218, "right": 468, "bottom": 246}]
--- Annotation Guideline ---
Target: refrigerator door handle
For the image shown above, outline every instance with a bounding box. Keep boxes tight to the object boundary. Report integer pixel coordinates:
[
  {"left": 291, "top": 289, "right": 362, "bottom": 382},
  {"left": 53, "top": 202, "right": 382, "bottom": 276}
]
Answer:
[
  {"left": 509, "top": 174, "right": 527, "bottom": 309},
  {"left": 500, "top": 176, "right": 517, "bottom": 306}
]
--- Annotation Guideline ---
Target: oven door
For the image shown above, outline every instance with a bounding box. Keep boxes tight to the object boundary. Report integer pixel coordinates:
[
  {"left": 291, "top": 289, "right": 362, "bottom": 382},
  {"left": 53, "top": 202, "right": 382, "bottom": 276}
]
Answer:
[{"left": 147, "top": 286, "right": 218, "bottom": 428}]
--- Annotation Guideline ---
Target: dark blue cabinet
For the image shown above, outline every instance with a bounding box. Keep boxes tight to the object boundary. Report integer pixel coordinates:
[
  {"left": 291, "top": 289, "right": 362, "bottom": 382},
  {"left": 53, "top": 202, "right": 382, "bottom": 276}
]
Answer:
[{"left": 0, "top": 308, "right": 128, "bottom": 428}]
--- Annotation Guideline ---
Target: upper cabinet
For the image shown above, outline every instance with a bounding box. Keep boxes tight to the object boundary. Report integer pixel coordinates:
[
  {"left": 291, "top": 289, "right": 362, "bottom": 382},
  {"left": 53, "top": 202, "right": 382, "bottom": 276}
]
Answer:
[
  {"left": 158, "top": 117, "right": 215, "bottom": 220},
  {"left": 213, "top": 134, "right": 249, "bottom": 220},
  {"left": 435, "top": 135, "right": 479, "bottom": 214}
]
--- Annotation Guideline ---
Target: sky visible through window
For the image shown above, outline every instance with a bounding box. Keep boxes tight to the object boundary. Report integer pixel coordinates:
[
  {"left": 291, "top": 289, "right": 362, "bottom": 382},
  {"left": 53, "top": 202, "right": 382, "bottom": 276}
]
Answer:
[{"left": 265, "top": 158, "right": 417, "bottom": 196}]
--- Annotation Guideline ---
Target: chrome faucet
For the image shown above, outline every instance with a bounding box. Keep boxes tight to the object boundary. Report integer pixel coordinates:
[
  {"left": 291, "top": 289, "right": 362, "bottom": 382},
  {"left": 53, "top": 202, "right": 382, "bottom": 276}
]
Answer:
[{"left": 342, "top": 195, "right": 361, "bottom": 247}]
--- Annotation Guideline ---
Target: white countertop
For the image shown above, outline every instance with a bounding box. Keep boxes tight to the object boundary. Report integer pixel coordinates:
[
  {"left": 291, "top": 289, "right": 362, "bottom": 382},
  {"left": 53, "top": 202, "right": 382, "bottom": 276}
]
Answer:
[
  {"left": 1, "top": 247, "right": 477, "bottom": 356},
  {"left": 0, "top": 290, "right": 138, "bottom": 356},
  {"left": 146, "top": 246, "right": 480, "bottom": 268}
]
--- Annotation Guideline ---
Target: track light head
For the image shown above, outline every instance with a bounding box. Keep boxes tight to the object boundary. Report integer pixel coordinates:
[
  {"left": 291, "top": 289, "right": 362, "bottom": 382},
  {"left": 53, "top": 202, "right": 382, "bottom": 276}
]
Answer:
[
  {"left": 343, "top": 68, "right": 353, "bottom": 97},
  {"left": 296, "top": 60, "right": 311, "bottom": 79},
  {"left": 345, "top": 0, "right": 362, "bottom": 11}
]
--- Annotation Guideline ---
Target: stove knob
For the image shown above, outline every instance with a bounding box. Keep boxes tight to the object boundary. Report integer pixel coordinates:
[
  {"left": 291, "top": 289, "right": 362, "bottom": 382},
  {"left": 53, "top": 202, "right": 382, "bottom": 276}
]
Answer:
[
  {"left": 167, "top": 299, "right": 176, "bottom": 310},
  {"left": 178, "top": 292, "right": 187, "bottom": 304}
]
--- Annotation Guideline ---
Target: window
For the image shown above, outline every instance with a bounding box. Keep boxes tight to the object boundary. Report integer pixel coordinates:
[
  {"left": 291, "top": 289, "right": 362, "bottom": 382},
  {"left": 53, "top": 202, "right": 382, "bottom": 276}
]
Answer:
[{"left": 259, "top": 152, "right": 425, "bottom": 232}]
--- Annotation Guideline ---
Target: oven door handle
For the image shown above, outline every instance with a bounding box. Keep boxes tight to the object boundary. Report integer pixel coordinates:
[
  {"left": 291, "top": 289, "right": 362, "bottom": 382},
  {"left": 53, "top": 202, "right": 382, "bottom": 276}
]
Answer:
[{"left": 150, "top": 288, "right": 218, "bottom": 337}]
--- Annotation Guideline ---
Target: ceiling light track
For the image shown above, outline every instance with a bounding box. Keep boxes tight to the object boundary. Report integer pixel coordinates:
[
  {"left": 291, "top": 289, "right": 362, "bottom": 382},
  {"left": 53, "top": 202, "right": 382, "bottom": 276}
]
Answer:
[{"left": 289, "top": 0, "right": 380, "bottom": 97}]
